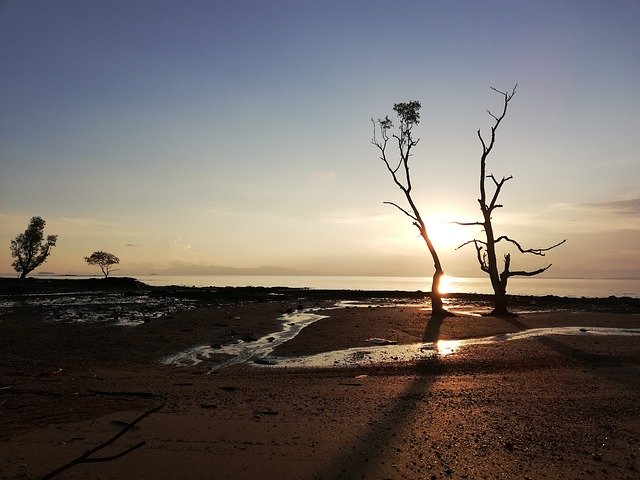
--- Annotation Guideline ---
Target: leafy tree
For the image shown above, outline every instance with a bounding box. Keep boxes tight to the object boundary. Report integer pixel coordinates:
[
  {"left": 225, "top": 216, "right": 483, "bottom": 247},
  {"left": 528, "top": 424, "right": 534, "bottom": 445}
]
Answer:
[
  {"left": 10, "top": 216, "right": 58, "bottom": 280},
  {"left": 84, "top": 251, "right": 120, "bottom": 278},
  {"left": 457, "top": 85, "right": 565, "bottom": 315},
  {"left": 372, "top": 101, "right": 449, "bottom": 317}
]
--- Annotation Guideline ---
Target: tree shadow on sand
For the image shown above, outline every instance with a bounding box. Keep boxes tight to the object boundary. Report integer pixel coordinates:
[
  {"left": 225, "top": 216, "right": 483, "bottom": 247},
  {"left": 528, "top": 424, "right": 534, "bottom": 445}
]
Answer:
[
  {"left": 316, "top": 311, "right": 453, "bottom": 478},
  {"left": 422, "top": 313, "right": 444, "bottom": 343},
  {"left": 503, "top": 316, "right": 640, "bottom": 394}
]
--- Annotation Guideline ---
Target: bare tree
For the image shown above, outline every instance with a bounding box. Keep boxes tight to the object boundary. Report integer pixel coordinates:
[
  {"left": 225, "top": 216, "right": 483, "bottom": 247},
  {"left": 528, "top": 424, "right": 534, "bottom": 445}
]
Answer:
[
  {"left": 457, "top": 85, "right": 565, "bottom": 315},
  {"left": 372, "top": 101, "right": 449, "bottom": 317},
  {"left": 84, "top": 251, "right": 120, "bottom": 278},
  {"left": 10, "top": 216, "right": 58, "bottom": 281}
]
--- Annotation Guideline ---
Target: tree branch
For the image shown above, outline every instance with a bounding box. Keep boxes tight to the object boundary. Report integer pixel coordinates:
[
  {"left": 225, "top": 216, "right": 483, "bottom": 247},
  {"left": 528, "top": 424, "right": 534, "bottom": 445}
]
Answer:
[
  {"left": 507, "top": 264, "right": 553, "bottom": 277},
  {"left": 453, "top": 221, "right": 485, "bottom": 227},
  {"left": 456, "top": 239, "right": 487, "bottom": 250},
  {"left": 383, "top": 201, "right": 418, "bottom": 222},
  {"left": 40, "top": 405, "right": 163, "bottom": 480},
  {"left": 495, "top": 236, "right": 567, "bottom": 256}
]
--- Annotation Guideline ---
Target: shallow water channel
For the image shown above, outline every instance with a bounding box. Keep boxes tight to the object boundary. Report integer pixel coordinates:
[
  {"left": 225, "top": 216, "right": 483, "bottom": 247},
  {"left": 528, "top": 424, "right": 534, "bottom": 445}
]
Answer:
[{"left": 161, "top": 302, "right": 640, "bottom": 370}]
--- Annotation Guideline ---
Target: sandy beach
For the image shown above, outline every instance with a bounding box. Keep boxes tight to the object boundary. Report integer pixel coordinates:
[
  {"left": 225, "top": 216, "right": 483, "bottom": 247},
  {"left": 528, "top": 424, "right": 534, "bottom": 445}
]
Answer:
[{"left": 1, "top": 281, "right": 639, "bottom": 479}]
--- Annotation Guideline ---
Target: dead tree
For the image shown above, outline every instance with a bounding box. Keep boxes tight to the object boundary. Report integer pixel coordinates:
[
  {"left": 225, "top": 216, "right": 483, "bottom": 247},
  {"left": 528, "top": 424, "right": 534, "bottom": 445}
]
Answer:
[
  {"left": 372, "top": 101, "right": 449, "bottom": 317},
  {"left": 457, "top": 85, "right": 565, "bottom": 315}
]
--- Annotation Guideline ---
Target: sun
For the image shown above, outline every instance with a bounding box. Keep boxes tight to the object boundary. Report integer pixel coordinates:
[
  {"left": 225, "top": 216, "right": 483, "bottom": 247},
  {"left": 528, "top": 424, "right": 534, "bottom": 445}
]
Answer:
[
  {"left": 437, "top": 274, "right": 452, "bottom": 294},
  {"left": 423, "top": 214, "right": 469, "bottom": 250}
]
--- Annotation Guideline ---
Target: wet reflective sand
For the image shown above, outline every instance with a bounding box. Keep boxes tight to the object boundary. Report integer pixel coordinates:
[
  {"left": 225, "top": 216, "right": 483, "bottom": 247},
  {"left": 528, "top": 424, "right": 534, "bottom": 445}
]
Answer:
[{"left": 161, "top": 302, "right": 640, "bottom": 369}]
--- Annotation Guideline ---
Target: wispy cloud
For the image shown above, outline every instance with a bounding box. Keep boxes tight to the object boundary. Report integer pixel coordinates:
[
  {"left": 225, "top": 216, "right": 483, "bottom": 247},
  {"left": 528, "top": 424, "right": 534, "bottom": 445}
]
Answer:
[
  {"left": 126, "top": 243, "right": 142, "bottom": 247},
  {"left": 170, "top": 235, "right": 192, "bottom": 251},
  {"left": 59, "top": 217, "right": 120, "bottom": 227},
  {"left": 320, "top": 210, "right": 393, "bottom": 225},
  {"left": 313, "top": 170, "right": 337, "bottom": 181},
  {"left": 585, "top": 198, "right": 640, "bottom": 216}
]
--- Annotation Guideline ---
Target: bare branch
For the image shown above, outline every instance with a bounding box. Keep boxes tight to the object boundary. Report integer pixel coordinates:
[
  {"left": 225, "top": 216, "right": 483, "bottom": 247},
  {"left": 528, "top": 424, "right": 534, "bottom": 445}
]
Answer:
[
  {"left": 487, "top": 174, "right": 513, "bottom": 211},
  {"left": 486, "top": 109, "right": 499, "bottom": 121},
  {"left": 41, "top": 405, "right": 163, "bottom": 480},
  {"left": 495, "top": 236, "right": 567, "bottom": 256},
  {"left": 453, "top": 221, "right": 485, "bottom": 227},
  {"left": 84, "top": 442, "right": 146, "bottom": 463},
  {"left": 383, "top": 201, "right": 418, "bottom": 222},
  {"left": 456, "top": 239, "right": 487, "bottom": 250},
  {"left": 477, "top": 129, "right": 487, "bottom": 151},
  {"left": 508, "top": 264, "right": 553, "bottom": 277}
]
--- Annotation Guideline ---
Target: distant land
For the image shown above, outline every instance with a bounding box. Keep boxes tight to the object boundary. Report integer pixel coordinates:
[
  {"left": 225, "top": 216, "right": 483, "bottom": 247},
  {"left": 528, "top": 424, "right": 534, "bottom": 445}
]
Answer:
[{"left": 146, "top": 265, "right": 316, "bottom": 276}]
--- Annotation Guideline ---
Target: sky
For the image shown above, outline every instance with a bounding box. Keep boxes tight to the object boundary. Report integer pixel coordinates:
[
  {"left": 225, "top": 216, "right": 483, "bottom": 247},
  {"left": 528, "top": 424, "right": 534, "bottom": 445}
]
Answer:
[{"left": 1, "top": 0, "right": 639, "bottom": 279}]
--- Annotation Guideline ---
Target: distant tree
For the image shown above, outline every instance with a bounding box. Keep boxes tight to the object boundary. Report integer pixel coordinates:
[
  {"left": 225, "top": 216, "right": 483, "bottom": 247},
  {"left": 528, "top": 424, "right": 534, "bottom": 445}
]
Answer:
[
  {"left": 457, "top": 85, "right": 566, "bottom": 316},
  {"left": 84, "top": 251, "right": 120, "bottom": 278},
  {"left": 372, "top": 101, "right": 449, "bottom": 317},
  {"left": 10, "top": 216, "right": 58, "bottom": 280}
]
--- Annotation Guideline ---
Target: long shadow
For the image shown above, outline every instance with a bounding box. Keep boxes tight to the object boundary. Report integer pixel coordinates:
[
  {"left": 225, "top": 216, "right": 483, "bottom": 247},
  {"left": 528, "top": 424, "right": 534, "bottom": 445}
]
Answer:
[
  {"left": 422, "top": 314, "right": 444, "bottom": 342},
  {"left": 504, "top": 316, "right": 640, "bottom": 394},
  {"left": 317, "top": 313, "right": 446, "bottom": 479}
]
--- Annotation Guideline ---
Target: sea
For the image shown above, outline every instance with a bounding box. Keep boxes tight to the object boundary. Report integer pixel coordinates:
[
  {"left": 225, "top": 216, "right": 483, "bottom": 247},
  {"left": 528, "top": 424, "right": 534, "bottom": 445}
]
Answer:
[{"left": 129, "top": 275, "right": 640, "bottom": 299}]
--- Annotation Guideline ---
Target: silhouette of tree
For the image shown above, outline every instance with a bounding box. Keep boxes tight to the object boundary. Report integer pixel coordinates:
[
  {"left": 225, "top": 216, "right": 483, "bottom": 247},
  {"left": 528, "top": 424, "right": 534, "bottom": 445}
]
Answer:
[
  {"left": 372, "top": 101, "right": 449, "bottom": 317},
  {"left": 457, "top": 85, "right": 565, "bottom": 315},
  {"left": 84, "top": 251, "right": 120, "bottom": 278},
  {"left": 10, "top": 216, "right": 58, "bottom": 280}
]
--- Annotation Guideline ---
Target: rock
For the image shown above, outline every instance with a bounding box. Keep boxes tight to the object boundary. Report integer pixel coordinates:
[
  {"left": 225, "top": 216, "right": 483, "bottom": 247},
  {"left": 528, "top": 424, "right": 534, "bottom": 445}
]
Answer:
[{"left": 254, "top": 358, "right": 276, "bottom": 365}]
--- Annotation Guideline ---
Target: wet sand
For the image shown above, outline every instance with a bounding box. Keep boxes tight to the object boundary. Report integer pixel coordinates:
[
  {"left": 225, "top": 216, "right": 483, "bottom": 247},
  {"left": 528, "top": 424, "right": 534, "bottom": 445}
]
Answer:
[{"left": 1, "top": 287, "right": 639, "bottom": 479}]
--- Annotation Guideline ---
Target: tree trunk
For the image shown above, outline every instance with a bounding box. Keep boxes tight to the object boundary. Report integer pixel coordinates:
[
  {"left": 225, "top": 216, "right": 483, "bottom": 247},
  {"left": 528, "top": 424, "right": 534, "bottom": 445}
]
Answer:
[
  {"left": 430, "top": 270, "right": 447, "bottom": 317},
  {"left": 488, "top": 280, "right": 515, "bottom": 316}
]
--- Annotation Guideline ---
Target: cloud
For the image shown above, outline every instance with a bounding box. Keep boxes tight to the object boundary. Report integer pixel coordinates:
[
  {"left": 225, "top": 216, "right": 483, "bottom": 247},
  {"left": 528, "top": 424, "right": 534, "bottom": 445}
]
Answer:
[
  {"left": 313, "top": 170, "right": 337, "bottom": 181},
  {"left": 126, "top": 243, "right": 142, "bottom": 247},
  {"left": 320, "top": 210, "right": 393, "bottom": 225},
  {"left": 59, "top": 217, "right": 120, "bottom": 228},
  {"left": 585, "top": 198, "right": 640, "bottom": 216},
  {"left": 170, "top": 235, "right": 192, "bottom": 251}
]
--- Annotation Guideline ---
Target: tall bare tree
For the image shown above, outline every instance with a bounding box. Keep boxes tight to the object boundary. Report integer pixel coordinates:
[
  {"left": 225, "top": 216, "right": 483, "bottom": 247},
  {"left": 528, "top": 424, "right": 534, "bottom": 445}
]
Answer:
[
  {"left": 372, "top": 101, "right": 449, "bottom": 317},
  {"left": 457, "top": 85, "right": 565, "bottom": 315}
]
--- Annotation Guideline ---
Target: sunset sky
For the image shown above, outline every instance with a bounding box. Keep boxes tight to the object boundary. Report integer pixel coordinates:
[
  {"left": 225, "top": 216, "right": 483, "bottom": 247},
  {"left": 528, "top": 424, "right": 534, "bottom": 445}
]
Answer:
[{"left": 1, "top": 0, "right": 639, "bottom": 279}]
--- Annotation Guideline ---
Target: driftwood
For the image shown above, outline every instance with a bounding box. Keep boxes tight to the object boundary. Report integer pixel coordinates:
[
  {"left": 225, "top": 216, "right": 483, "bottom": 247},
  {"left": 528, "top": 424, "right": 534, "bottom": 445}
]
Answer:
[
  {"left": 87, "top": 389, "right": 159, "bottom": 398},
  {"left": 40, "top": 404, "right": 163, "bottom": 480}
]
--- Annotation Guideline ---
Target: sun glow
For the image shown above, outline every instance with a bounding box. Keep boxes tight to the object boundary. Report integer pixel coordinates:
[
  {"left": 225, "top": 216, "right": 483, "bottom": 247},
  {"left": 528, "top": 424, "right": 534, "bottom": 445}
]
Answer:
[
  {"left": 437, "top": 274, "right": 452, "bottom": 294},
  {"left": 424, "top": 215, "right": 470, "bottom": 250},
  {"left": 436, "top": 340, "right": 461, "bottom": 356}
]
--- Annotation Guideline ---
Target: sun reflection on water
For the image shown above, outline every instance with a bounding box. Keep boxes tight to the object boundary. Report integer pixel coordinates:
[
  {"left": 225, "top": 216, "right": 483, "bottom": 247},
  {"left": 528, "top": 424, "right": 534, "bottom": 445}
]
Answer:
[{"left": 437, "top": 339, "right": 461, "bottom": 356}]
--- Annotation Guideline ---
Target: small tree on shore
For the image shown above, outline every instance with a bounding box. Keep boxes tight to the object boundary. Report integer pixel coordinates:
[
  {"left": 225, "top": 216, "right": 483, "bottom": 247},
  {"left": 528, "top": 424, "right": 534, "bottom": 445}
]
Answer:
[
  {"left": 457, "top": 85, "right": 565, "bottom": 316},
  {"left": 372, "top": 101, "right": 449, "bottom": 317},
  {"left": 10, "top": 216, "right": 58, "bottom": 280},
  {"left": 84, "top": 251, "right": 120, "bottom": 278}
]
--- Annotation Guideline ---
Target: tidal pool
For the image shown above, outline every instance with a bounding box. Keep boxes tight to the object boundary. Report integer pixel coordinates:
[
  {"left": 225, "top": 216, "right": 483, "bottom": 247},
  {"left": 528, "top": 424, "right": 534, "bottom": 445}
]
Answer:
[
  {"left": 161, "top": 302, "right": 640, "bottom": 370},
  {"left": 160, "top": 309, "right": 329, "bottom": 369},
  {"left": 261, "top": 326, "right": 640, "bottom": 368}
]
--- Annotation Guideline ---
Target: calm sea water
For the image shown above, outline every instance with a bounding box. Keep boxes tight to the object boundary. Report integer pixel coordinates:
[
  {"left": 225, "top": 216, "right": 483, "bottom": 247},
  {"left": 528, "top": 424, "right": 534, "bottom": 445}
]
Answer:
[{"left": 131, "top": 275, "right": 640, "bottom": 299}]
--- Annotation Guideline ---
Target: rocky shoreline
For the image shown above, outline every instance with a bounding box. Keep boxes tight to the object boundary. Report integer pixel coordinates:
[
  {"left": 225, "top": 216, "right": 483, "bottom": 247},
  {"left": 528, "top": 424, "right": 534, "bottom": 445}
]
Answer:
[{"left": 2, "top": 276, "right": 639, "bottom": 314}]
